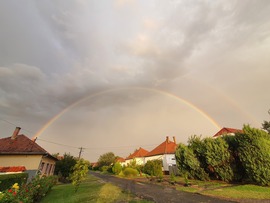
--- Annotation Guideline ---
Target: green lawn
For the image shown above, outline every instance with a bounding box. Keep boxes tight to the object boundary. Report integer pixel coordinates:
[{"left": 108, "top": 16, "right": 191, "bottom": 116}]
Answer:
[
  {"left": 41, "top": 175, "right": 151, "bottom": 203},
  {"left": 201, "top": 184, "right": 270, "bottom": 200},
  {"left": 176, "top": 177, "right": 270, "bottom": 201}
]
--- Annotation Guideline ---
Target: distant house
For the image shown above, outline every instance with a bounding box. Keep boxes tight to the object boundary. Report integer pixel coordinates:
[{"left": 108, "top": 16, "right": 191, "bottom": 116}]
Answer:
[
  {"left": 213, "top": 127, "right": 243, "bottom": 137},
  {"left": 144, "top": 136, "right": 177, "bottom": 174},
  {"left": 125, "top": 147, "right": 149, "bottom": 166},
  {"left": 0, "top": 127, "right": 58, "bottom": 179}
]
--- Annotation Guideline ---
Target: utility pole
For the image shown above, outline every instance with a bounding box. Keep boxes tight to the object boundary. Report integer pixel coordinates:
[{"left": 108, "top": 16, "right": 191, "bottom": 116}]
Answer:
[{"left": 78, "top": 147, "right": 84, "bottom": 159}]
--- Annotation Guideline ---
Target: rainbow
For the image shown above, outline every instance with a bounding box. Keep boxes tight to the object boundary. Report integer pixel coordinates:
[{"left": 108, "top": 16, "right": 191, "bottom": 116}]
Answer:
[{"left": 33, "top": 87, "right": 221, "bottom": 139}]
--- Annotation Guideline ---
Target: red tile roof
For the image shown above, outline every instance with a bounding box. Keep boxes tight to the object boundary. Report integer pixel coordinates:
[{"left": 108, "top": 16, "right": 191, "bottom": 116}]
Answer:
[
  {"left": 213, "top": 127, "right": 243, "bottom": 137},
  {"left": 0, "top": 134, "right": 49, "bottom": 155},
  {"left": 0, "top": 166, "right": 26, "bottom": 173},
  {"left": 126, "top": 147, "right": 149, "bottom": 160},
  {"left": 145, "top": 137, "right": 177, "bottom": 157},
  {"left": 116, "top": 157, "right": 125, "bottom": 163}
]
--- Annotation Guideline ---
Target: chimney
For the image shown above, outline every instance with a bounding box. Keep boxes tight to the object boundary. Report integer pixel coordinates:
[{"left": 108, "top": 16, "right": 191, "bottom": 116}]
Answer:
[
  {"left": 11, "top": 127, "right": 21, "bottom": 140},
  {"left": 166, "top": 136, "right": 169, "bottom": 143},
  {"left": 173, "top": 136, "right": 176, "bottom": 144}
]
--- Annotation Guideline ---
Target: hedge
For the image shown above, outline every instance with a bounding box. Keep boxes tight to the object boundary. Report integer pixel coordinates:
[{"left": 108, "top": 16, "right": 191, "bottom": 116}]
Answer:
[{"left": 0, "top": 173, "right": 28, "bottom": 191}]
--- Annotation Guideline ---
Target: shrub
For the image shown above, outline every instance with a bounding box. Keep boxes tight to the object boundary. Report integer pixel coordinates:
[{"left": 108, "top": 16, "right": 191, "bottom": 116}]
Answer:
[
  {"left": 0, "top": 175, "right": 57, "bottom": 203},
  {"left": 236, "top": 125, "right": 270, "bottom": 186},
  {"left": 175, "top": 143, "right": 209, "bottom": 180},
  {"left": 202, "top": 137, "right": 233, "bottom": 181},
  {"left": 69, "top": 159, "right": 89, "bottom": 192},
  {"left": 143, "top": 160, "right": 163, "bottom": 177},
  {"left": 0, "top": 173, "right": 28, "bottom": 191},
  {"left": 54, "top": 153, "right": 77, "bottom": 182},
  {"left": 112, "top": 162, "right": 122, "bottom": 175},
  {"left": 122, "top": 168, "right": 138, "bottom": 177}
]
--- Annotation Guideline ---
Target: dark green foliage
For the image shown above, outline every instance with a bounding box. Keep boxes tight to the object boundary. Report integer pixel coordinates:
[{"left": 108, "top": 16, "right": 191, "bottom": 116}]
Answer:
[
  {"left": 97, "top": 152, "right": 116, "bottom": 169},
  {"left": 235, "top": 125, "right": 270, "bottom": 186},
  {"left": 143, "top": 160, "right": 163, "bottom": 177},
  {"left": 122, "top": 168, "right": 138, "bottom": 177},
  {"left": 0, "top": 173, "right": 28, "bottom": 191},
  {"left": 222, "top": 135, "right": 246, "bottom": 181},
  {"left": 202, "top": 137, "right": 233, "bottom": 181},
  {"left": 55, "top": 153, "right": 77, "bottom": 182},
  {"left": 175, "top": 143, "right": 209, "bottom": 180}
]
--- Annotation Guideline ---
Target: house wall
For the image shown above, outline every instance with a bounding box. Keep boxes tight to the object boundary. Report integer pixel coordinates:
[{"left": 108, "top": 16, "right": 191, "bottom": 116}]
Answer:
[
  {"left": 125, "top": 157, "right": 145, "bottom": 166},
  {"left": 145, "top": 154, "right": 176, "bottom": 172},
  {"left": 162, "top": 154, "right": 176, "bottom": 171},
  {"left": 0, "top": 154, "right": 42, "bottom": 170},
  {"left": 39, "top": 156, "right": 56, "bottom": 176}
]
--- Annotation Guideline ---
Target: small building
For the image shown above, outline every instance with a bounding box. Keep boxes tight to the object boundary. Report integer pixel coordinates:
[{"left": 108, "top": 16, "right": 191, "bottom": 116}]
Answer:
[
  {"left": 125, "top": 147, "right": 149, "bottom": 166},
  {"left": 213, "top": 127, "right": 243, "bottom": 137},
  {"left": 144, "top": 136, "right": 177, "bottom": 174},
  {"left": 0, "top": 127, "right": 58, "bottom": 179}
]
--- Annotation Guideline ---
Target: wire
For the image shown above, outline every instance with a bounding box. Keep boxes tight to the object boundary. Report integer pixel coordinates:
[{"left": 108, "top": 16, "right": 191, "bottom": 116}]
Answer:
[
  {"left": 0, "top": 118, "right": 35, "bottom": 134},
  {"left": 37, "top": 138, "right": 79, "bottom": 149},
  {"left": 37, "top": 137, "right": 159, "bottom": 151}
]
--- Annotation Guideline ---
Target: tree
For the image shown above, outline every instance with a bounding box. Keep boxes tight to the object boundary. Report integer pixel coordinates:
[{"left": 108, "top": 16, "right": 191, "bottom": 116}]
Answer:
[
  {"left": 201, "top": 137, "right": 233, "bottom": 181},
  {"left": 235, "top": 125, "right": 270, "bottom": 186},
  {"left": 54, "top": 153, "right": 77, "bottom": 182},
  {"left": 69, "top": 159, "right": 89, "bottom": 192},
  {"left": 175, "top": 143, "right": 208, "bottom": 180},
  {"left": 97, "top": 152, "right": 116, "bottom": 168},
  {"left": 262, "top": 109, "right": 270, "bottom": 134}
]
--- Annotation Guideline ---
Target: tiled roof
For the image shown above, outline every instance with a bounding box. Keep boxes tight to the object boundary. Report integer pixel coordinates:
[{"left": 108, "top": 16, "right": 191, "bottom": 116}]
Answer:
[
  {"left": 0, "top": 134, "right": 49, "bottom": 155},
  {"left": 213, "top": 127, "right": 243, "bottom": 137},
  {"left": 0, "top": 166, "right": 26, "bottom": 173},
  {"left": 126, "top": 147, "right": 149, "bottom": 160},
  {"left": 116, "top": 157, "right": 125, "bottom": 162},
  {"left": 145, "top": 137, "right": 177, "bottom": 157}
]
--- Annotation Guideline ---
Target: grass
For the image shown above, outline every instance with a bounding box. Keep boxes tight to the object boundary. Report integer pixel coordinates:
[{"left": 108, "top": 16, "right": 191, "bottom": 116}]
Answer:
[
  {"left": 175, "top": 176, "right": 270, "bottom": 201},
  {"left": 201, "top": 184, "right": 270, "bottom": 200},
  {"left": 40, "top": 175, "right": 152, "bottom": 203}
]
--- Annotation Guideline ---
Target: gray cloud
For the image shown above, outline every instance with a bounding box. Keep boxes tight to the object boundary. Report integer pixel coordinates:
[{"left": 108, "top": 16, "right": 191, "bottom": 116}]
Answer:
[{"left": 1, "top": 0, "right": 270, "bottom": 161}]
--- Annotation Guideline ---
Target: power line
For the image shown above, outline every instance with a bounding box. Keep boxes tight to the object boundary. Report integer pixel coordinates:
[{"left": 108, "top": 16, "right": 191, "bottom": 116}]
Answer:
[
  {"left": 37, "top": 137, "right": 159, "bottom": 151},
  {"left": 0, "top": 118, "right": 35, "bottom": 134},
  {"left": 37, "top": 138, "right": 79, "bottom": 149}
]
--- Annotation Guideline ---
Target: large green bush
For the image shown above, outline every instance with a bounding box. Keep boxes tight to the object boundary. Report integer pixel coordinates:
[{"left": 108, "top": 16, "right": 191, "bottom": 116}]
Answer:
[
  {"left": 143, "top": 160, "right": 163, "bottom": 177},
  {"left": 55, "top": 153, "right": 77, "bottom": 182},
  {"left": 236, "top": 125, "right": 270, "bottom": 186},
  {"left": 175, "top": 143, "right": 209, "bottom": 180},
  {"left": 0, "top": 173, "right": 28, "bottom": 191},
  {"left": 202, "top": 137, "right": 233, "bottom": 181}
]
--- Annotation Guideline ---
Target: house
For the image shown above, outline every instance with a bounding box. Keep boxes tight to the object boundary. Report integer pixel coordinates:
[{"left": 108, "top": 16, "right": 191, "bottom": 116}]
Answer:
[
  {"left": 125, "top": 147, "right": 149, "bottom": 166},
  {"left": 213, "top": 127, "right": 243, "bottom": 137},
  {"left": 144, "top": 136, "right": 177, "bottom": 174},
  {"left": 0, "top": 127, "right": 58, "bottom": 179}
]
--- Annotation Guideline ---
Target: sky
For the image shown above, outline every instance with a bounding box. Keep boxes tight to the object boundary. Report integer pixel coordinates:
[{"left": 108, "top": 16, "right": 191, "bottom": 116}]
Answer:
[{"left": 1, "top": 0, "right": 270, "bottom": 162}]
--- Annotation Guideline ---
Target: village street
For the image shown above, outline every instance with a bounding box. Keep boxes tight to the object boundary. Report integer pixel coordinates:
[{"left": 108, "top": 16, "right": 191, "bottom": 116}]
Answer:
[{"left": 90, "top": 171, "right": 235, "bottom": 203}]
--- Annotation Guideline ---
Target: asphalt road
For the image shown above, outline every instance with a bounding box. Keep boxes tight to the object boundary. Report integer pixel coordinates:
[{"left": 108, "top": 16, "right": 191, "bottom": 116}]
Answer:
[{"left": 90, "top": 171, "right": 236, "bottom": 203}]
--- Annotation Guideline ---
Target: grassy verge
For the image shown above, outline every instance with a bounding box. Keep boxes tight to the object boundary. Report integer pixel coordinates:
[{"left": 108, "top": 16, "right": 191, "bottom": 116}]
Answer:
[
  {"left": 40, "top": 175, "right": 152, "bottom": 203},
  {"left": 201, "top": 184, "right": 270, "bottom": 200},
  {"left": 175, "top": 177, "right": 270, "bottom": 201}
]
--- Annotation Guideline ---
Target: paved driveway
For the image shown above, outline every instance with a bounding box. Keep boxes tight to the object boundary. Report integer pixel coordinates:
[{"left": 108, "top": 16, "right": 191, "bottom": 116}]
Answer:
[{"left": 90, "top": 171, "right": 236, "bottom": 203}]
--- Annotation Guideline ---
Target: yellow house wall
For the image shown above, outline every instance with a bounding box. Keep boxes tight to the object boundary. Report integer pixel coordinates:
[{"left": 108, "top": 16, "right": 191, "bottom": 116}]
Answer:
[
  {"left": 39, "top": 156, "right": 57, "bottom": 176},
  {"left": 0, "top": 155, "right": 42, "bottom": 170}
]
